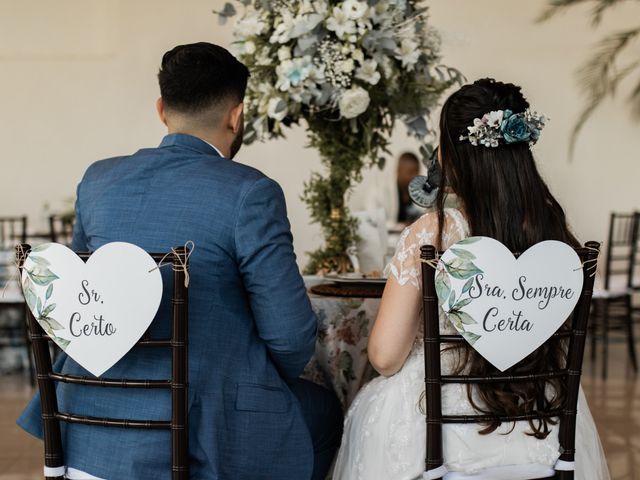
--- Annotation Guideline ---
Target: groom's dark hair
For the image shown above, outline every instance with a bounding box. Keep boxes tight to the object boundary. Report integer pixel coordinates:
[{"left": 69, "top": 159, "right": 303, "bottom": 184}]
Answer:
[{"left": 158, "top": 42, "right": 249, "bottom": 115}]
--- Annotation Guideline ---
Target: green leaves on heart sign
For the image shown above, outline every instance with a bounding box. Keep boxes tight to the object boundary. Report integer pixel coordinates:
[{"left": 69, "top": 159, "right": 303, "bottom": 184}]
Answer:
[
  {"left": 436, "top": 243, "right": 484, "bottom": 345},
  {"left": 23, "top": 251, "right": 71, "bottom": 351}
]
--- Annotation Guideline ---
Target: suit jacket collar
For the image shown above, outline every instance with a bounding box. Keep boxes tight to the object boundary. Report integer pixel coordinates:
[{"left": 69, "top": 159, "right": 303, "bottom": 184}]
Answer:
[{"left": 159, "top": 133, "right": 223, "bottom": 158}]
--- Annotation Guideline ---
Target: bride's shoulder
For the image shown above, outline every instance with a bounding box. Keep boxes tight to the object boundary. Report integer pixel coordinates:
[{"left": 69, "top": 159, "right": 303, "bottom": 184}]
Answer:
[
  {"left": 398, "top": 208, "right": 469, "bottom": 248},
  {"left": 411, "top": 208, "right": 466, "bottom": 230}
]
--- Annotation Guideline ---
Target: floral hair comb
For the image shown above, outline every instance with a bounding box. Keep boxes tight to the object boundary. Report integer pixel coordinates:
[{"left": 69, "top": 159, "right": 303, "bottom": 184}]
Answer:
[{"left": 459, "top": 109, "right": 548, "bottom": 148}]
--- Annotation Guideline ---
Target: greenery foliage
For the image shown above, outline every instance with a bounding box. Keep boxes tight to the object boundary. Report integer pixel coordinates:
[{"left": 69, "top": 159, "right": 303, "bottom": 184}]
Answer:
[{"left": 538, "top": 0, "right": 640, "bottom": 154}]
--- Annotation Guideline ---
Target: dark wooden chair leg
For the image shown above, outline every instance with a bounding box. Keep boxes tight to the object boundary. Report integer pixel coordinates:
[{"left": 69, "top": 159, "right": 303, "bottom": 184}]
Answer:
[
  {"left": 589, "top": 306, "right": 597, "bottom": 365},
  {"left": 625, "top": 295, "right": 638, "bottom": 373},
  {"left": 21, "top": 303, "right": 35, "bottom": 386},
  {"left": 602, "top": 300, "right": 609, "bottom": 380}
]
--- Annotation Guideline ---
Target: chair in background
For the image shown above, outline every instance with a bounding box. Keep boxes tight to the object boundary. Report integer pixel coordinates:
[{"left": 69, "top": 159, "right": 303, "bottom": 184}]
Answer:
[
  {"left": 420, "top": 241, "right": 600, "bottom": 480},
  {"left": 48, "top": 214, "right": 74, "bottom": 246},
  {"left": 630, "top": 211, "right": 640, "bottom": 318},
  {"left": 0, "top": 216, "right": 33, "bottom": 383},
  {"left": 17, "top": 244, "right": 190, "bottom": 480},
  {"left": 0, "top": 216, "right": 27, "bottom": 248},
  {"left": 590, "top": 212, "right": 638, "bottom": 379}
]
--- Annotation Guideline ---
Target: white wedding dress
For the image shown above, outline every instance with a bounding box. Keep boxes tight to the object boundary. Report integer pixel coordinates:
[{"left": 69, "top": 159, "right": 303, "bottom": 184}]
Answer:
[{"left": 333, "top": 209, "right": 610, "bottom": 480}]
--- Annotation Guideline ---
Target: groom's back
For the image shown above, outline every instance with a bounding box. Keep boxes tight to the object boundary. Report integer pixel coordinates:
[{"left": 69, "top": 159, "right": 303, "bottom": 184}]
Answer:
[{"left": 18, "top": 133, "right": 317, "bottom": 480}]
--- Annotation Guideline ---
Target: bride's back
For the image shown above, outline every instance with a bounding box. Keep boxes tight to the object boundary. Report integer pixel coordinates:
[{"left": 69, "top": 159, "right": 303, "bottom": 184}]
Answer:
[{"left": 434, "top": 78, "right": 580, "bottom": 439}]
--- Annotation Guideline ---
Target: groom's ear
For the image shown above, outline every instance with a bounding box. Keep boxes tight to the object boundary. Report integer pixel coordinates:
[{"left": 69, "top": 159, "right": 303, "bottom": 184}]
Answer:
[
  {"left": 156, "top": 97, "right": 168, "bottom": 127},
  {"left": 229, "top": 102, "right": 244, "bottom": 134}
]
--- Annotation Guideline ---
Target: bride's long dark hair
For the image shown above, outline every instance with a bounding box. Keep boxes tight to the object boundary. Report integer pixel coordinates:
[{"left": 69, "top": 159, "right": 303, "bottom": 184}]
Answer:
[{"left": 436, "top": 78, "right": 580, "bottom": 439}]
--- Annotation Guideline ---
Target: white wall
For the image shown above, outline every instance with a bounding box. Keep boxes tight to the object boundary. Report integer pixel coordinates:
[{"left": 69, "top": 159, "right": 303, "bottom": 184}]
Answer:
[{"left": 1, "top": 0, "right": 639, "bottom": 268}]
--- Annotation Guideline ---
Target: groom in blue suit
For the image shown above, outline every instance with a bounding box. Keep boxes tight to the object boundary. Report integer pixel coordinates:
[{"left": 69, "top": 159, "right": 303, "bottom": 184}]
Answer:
[{"left": 18, "top": 42, "right": 343, "bottom": 479}]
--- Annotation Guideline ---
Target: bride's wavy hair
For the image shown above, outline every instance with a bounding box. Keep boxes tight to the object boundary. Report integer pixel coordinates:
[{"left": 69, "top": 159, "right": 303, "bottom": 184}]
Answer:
[{"left": 436, "top": 78, "right": 580, "bottom": 439}]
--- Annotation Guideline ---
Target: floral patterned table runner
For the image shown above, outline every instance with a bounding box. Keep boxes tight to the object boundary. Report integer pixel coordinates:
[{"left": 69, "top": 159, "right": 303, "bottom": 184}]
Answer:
[{"left": 302, "top": 286, "right": 381, "bottom": 410}]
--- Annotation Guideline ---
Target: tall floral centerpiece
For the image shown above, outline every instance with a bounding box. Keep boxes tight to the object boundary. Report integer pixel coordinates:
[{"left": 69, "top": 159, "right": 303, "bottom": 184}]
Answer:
[{"left": 217, "top": 0, "right": 462, "bottom": 273}]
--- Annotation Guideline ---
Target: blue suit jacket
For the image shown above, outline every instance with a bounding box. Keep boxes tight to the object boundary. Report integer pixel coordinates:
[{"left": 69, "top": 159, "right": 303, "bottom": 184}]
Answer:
[{"left": 18, "top": 133, "right": 317, "bottom": 479}]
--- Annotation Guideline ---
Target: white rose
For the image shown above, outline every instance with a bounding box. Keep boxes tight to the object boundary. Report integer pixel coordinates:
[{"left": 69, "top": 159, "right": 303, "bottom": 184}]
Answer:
[
  {"left": 267, "top": 97, "right": 288, "bottom": 121},
  {"left": 339, "top": 86, "right": 370, "bottom": 119},
  {"left": 244, "top": 41, "right": 256, "bottom": 55},
  {"left": 342, "top": 0, "right": 368, "bottom": 20}
]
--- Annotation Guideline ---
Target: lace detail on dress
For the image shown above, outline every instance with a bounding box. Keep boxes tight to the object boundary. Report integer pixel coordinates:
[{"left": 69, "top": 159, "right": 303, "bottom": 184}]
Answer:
[{"left": 385, "top": 209, "right": 469, "bottom": 290}]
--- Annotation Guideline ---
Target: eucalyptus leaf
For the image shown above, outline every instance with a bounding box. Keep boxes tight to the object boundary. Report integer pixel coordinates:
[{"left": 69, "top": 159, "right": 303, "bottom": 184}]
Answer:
[
  {"left": 454, "top": 297, "right": 472, "bottom": 309},
  {"left": 36, "top": 297, "right": 42, "bottom": 316},
  {"left": 448, "top": 290, "right": 456, "bottom": 310},
  {"left": 457, "top": 237, "right": 482, "bottom": 246},
  {"left": 461, "top": 331, "right": 481, "bottom": 346},
  {"left": 456, "top": 310, "right": 477, "bottom": 325},
  {"left": 55, "top": 337, "right": 70, "bottom": 350},
  {"left": 39, "top": 321, "right": 55, "bottom": 337},
  {"left": 27, "top": 266, "right": 59, "bottom": 286},
  {"left": 23, "top": 281, "right": 37, "bottom": 312},
  {"left": 31, "top": 244, "right": 51, "bottom": 253},
  {"left": 42, "top": 303, "right": 56, "bottom": 317},
  {"left": 450, "top": 247, "right": 476, "bottom": 261},
  {"left": 46, "top": 284, "right": 53, "bottom": 300},
  {"left": 43, "top": 316, "right": 65, "bottom": 330},
  {"left": 435, "top": 271, "right": 451, "bottom": 306},
  {"left": 29, "top": 255, "right": 50, "bottom": 267},
  {"left": 462, "top": 277, "right": 474, "bottom": 294},
  {"left": 443, "top": 257, "right": 482, "bottom": 280}
]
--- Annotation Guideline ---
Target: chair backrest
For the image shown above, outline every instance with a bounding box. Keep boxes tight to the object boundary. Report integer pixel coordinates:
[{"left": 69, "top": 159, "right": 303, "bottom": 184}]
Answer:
[
  {"left": 420, "top": 241, "right": 600, "bottom": 480},
  {"left": 48, "top": 215, "right": 74, "bottom": 246},
  {"left": 603, "top": 212, "right": 637, "bottom": 289},
  {"left": 16, "top": 244, "right": 190, "bottom": 480},
  {"left": 0, "top": 216, "right": 27, "bottom": 250},
  {"left": 629, "top": 212, "right": 640, "bottom": 290}
]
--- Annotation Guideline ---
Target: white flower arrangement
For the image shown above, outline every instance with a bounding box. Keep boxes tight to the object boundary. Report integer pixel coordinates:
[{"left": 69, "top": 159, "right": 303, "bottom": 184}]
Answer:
[
  {"left": 218, "top": 0, "right": 462, "bottom": 147},
  {"left": 216, "top": 0, "right": 462, "bottom": 273}
]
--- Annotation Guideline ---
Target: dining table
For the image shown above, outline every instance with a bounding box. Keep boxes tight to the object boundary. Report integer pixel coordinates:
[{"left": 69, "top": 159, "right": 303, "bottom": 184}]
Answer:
[{"left": 302, "top": 276, "right": 384, "bottom": 410}]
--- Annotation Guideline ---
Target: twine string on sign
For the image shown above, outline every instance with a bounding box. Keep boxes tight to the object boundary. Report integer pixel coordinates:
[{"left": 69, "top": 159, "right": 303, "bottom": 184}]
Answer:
[
  {"left": 420, "top": 257, "right": 441, "bottom": 270},
  {"left": 573, "top": 244, "right": 601, "bottom": 278},
  {"left": 148, "top": 241, "right": 195, "bottom": 288},
  {"left": 1, "top": 244, "right": 29, "bottom": 299}
]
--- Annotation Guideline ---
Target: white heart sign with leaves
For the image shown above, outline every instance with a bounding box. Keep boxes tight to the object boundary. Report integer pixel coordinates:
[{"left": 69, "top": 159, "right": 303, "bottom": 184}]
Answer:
[
  {"left": 436, "top": 237, "right": 583, "bottom": 371},
  {"left": 21, "top": 242, "right": 163, "bottom": 377}
]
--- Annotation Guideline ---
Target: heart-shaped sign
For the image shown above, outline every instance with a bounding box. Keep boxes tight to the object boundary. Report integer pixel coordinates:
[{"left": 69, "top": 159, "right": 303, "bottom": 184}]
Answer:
[
  {"left": 21, "top": 242, "right": 163, "bottom": 377},
  {"left": 437, "top": 237, "right": 583, "bottom": 371}
]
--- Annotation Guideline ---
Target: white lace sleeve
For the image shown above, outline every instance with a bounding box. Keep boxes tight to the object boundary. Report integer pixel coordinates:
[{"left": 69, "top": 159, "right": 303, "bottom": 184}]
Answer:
[{"left": 384, "top": 209, "right": 469, "bottom": 290}]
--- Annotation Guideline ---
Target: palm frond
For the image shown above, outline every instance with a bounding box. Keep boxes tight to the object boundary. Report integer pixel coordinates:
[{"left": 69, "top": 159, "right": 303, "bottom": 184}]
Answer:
[
  {"left": 629, "top": 77, "right": 640, "bottom": 119},
  {"left": 569, "top": 28, "right": 640, "bottom": 155},
  {"left": 591, "top": 0, "right": 639, "bottom": 25},
  {"left": 537, "top": 0, "right": 636, "bottom": 24},
  {"left": 537, "top": 0, "right": 593, "bottom": 23}
]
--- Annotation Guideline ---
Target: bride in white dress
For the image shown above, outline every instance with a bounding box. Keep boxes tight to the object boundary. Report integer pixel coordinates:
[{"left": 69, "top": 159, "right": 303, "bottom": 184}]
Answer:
[{"left": 333, "top": 79, "right": 610, "bottom": 480}]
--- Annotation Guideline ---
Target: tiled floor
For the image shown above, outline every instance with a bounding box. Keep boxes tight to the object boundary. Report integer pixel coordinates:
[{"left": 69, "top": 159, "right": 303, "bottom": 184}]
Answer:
[{"left": 1, "top": 340, "right": 638, "bottom": 480}]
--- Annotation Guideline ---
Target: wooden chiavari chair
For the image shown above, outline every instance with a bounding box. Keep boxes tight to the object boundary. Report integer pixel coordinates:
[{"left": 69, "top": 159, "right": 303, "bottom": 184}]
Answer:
[
  {"left": 0, "top": 216, "right": 33, "bottom": 383},
  {"left": 590, "top": 212, "right": 638, "bottom": 378},
  {"left": 48, "top": 214, "right": 74, "bottom": 246},
  {"left": 420, "top": 241, "right": 599, "bottom": 479},
  {"left": 17, "top": 244, "right": 190, "bottom": 480}
]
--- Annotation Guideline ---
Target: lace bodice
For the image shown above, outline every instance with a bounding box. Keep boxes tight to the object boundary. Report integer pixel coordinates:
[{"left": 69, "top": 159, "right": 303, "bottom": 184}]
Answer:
[
  {"left": 385, "top": 208, "right": 469, "bottom": 341},
  {"left": 385, "top": 208, "right": 469, "bottom": 291}
]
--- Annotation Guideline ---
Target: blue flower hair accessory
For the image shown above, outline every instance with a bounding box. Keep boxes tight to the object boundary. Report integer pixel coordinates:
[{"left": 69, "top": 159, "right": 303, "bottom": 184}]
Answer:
[{"left": 459, "top": 109, "right": 548, "bottom": 148}]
